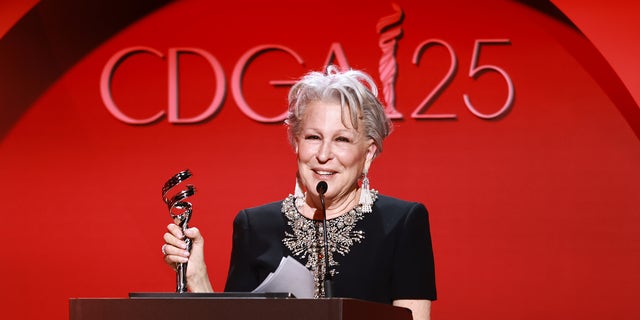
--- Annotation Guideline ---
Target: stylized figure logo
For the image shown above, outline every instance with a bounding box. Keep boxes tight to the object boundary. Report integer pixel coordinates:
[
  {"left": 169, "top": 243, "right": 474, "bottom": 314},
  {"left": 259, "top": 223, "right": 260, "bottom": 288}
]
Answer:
[{"left": 377, "top": 3, "right": 404, "bottom": 119}]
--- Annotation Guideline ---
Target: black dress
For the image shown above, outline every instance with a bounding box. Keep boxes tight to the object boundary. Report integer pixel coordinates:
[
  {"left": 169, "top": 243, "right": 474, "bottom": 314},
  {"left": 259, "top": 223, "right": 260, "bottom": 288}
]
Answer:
[{"left": 224, "top": 193, "right": 437, "bottom": 304}]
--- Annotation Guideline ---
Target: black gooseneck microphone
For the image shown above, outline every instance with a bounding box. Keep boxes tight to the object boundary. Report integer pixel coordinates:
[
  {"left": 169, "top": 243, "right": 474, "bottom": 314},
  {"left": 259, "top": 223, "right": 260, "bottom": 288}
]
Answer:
[{"left": 316, "top": 181, "right": 333, "bottom": 298}]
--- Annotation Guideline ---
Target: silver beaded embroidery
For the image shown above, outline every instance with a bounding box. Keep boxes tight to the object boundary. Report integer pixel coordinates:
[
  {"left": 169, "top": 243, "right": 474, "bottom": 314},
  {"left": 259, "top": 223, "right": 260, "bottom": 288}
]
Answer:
[{"left": 281, "top": 190, "right": 378, "bottom": 298}]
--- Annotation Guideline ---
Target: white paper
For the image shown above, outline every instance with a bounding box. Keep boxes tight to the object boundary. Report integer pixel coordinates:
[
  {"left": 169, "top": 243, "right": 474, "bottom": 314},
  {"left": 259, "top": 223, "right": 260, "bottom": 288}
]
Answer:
[{"left": 252, "top": 256, "right": 314, "bottom": 298}]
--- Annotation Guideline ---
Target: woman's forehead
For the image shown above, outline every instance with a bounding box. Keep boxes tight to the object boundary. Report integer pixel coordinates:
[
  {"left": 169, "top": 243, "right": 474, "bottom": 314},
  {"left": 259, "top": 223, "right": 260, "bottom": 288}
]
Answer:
[{"left": 301, "top": 101, "right": 360, "bottom": 130}]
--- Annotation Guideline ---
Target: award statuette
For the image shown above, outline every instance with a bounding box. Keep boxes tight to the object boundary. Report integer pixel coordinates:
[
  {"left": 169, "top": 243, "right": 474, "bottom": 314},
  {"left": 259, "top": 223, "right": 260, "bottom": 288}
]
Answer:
[{"left": 162, "top": 169, "right": 196, "bottom": 293}]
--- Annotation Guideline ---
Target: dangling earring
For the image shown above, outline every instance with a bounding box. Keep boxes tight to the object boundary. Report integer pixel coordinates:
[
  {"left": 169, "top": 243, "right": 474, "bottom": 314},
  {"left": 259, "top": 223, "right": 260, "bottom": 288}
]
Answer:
[
  {"left": 294, "top": 176, "right": 304, "bottom": 198},
  {"left": 359, "top": 170, "right": 373, "bottom": 213},
  {"left": 294, "top": 172, "right": 305, "bottom": 208}
]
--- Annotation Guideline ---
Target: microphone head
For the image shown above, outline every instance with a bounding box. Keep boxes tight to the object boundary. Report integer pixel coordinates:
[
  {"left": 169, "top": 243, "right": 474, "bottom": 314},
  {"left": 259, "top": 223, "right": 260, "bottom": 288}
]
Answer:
[{"left": 316, "top": 181, "right": 328, "bottom": 195}]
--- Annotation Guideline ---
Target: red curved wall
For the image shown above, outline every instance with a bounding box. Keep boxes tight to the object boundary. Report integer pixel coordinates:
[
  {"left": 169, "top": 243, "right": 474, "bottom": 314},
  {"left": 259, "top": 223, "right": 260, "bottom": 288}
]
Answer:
[{"left": 0, "top": 1, "right": 638, "bottom": 320}]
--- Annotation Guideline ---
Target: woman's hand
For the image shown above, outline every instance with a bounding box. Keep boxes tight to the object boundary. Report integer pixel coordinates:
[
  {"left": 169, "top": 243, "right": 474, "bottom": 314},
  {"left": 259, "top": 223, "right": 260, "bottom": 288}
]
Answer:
[{"left": 162, "top": 224, "right": 213, "bottom": 292}]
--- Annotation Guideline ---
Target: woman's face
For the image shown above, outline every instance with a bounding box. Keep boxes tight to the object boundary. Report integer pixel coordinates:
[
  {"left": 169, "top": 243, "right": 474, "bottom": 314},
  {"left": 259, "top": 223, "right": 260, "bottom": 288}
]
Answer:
[{"left": 295, "top": 100, "right": 376, "bottom": 202}]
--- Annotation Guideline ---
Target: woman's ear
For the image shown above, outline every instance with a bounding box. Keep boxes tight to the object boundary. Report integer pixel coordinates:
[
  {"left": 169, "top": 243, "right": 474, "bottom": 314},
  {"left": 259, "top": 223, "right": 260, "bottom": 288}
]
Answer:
[
  {"left": 293, "top": 139, "right": 299, "bottom": 154},
  {"left": 367, "top": 142, "right": 377, "bottom": 160},
  {"left": 363, "top": 142, "right": 378, "bottom": 173}
]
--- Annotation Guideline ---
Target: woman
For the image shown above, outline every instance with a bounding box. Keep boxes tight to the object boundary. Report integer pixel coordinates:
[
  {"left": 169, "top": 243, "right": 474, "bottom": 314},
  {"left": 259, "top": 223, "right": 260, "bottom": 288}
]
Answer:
[{"left": 162, "top": 66, "right": 436, "bottom": 320}]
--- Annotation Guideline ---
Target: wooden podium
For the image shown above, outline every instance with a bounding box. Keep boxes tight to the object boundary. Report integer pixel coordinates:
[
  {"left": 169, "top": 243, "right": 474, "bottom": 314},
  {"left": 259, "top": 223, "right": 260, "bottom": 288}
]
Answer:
[{"left": 69, "top": 294, "right": 413, "bottom": 320}]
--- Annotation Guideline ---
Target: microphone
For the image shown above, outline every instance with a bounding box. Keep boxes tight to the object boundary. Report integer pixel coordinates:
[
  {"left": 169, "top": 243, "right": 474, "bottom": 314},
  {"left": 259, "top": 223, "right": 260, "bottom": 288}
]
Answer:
[
  {"left": 316, "top": 181, "right": 328, "bottom": 195},
  {"left": 316, "top": 181, "right": 333, "bottom": 298}
]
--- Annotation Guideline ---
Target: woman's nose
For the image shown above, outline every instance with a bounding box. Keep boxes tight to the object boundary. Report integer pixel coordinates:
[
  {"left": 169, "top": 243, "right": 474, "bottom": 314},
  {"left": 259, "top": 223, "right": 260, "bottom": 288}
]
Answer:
[{"left": 316, "top": 141, "right": 333, "bottom": 163}]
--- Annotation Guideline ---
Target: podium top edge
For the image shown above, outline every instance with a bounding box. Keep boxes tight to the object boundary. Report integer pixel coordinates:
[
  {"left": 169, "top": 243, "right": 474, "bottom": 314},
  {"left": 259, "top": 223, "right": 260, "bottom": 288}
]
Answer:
[{"left": 127, "top": 292, "right": 296, "bottom": 299}]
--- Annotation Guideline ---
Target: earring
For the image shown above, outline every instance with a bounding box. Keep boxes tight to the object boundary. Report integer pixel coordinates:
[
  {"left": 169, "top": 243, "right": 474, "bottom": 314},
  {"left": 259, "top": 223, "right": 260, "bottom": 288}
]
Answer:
[
  {"left": 294, "top": 180, "right": 304, "bottom": 198},
  {"left": 294, "top": 172, "right": 305, "bottom": 208},
  {"left": 359, "top": 171, "right": 373, "bottom": 213},
  {"left": 294, "top": 171, "right": 305, "bottom": 197}
]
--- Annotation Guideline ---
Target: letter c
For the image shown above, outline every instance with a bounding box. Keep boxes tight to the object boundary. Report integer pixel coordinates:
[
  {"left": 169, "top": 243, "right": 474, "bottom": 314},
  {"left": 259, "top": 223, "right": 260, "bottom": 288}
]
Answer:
[{"left": 100, "top": 46, "right": 165, "bottom": 124}]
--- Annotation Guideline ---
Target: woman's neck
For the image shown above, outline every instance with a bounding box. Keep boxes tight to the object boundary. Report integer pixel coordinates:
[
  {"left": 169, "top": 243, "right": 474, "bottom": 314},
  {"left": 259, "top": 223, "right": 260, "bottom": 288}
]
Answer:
[{"left": 301, "top": 187, "right": 360, "bottom": 220}]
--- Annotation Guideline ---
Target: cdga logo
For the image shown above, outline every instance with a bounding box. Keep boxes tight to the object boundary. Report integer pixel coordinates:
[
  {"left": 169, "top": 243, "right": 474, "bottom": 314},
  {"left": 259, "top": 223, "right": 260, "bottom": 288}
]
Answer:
[{"left": 100, "top": 3, "right": 513, "bottom": 125}]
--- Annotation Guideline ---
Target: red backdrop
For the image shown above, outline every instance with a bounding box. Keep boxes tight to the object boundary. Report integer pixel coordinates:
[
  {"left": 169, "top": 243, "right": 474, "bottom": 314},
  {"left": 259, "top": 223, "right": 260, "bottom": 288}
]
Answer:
[{"left": 0, "top": 1, "right": 639, "bottom": 320}]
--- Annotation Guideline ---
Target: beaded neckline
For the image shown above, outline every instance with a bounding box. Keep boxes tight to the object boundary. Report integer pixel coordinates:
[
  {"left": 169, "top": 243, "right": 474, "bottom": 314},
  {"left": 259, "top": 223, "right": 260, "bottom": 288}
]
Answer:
[{"left": 281, "top": 190, "right": 378, "bottom": 298}]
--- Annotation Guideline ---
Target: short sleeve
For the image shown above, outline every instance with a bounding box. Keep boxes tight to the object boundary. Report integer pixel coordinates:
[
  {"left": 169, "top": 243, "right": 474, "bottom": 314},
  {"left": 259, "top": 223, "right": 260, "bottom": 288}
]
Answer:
[{"left": 391, "top": 202, "right": 437, "bottom": 300}]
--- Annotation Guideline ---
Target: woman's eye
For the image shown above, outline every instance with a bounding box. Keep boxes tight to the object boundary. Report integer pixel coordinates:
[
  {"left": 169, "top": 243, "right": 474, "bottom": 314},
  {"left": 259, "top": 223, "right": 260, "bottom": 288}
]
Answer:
[
  {"left": 336, "top": 136, "right": 351, "bottom": 142},
  {"left": 305, "top": 135, "right": 320, "bottom": 140}
]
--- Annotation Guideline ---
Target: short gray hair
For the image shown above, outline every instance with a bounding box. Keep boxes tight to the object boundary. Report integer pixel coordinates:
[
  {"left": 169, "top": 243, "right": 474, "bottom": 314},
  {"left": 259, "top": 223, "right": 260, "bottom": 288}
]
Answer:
[{"left": 285, "top": 66, "right": 392, "bottom": 157}]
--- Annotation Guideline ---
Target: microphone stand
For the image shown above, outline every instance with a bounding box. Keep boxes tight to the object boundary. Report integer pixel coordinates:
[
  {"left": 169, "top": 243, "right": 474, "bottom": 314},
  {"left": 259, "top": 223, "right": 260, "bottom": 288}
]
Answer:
[{"left": 316, "top": 181, "right": 333, "bottom": 298}]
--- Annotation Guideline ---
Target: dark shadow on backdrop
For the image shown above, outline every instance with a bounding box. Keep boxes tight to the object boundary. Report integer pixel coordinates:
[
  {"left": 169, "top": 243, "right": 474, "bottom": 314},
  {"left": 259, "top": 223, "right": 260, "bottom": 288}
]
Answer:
[{"left": 0, "top": 0, "right": 173, "bottom": 140}]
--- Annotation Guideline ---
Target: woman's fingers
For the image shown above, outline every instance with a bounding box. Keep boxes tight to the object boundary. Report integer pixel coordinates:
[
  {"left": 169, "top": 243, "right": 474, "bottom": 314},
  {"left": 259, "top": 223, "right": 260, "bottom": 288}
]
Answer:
[
  {"left": 167, "top": 223, "right": 185, "bottom": 240},
  {"left": 163, "top": 230, "right": 188, "bottom": 250},
  {"left": 162, "top": 224, "right": 192, "bottom": 267}
]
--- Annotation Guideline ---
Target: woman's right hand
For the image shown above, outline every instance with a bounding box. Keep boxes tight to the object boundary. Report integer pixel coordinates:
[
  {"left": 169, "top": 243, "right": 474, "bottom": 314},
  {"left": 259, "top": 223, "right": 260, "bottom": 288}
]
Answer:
[{"left": 163, "top": 224, "right": 213, "bottom": 292}]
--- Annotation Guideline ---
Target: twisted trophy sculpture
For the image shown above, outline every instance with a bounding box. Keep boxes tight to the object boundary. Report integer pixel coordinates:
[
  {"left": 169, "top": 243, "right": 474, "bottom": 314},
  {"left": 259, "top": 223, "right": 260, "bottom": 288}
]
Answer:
[{"left": 162, "top": 169, "right": 196, "bottom": 293}]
